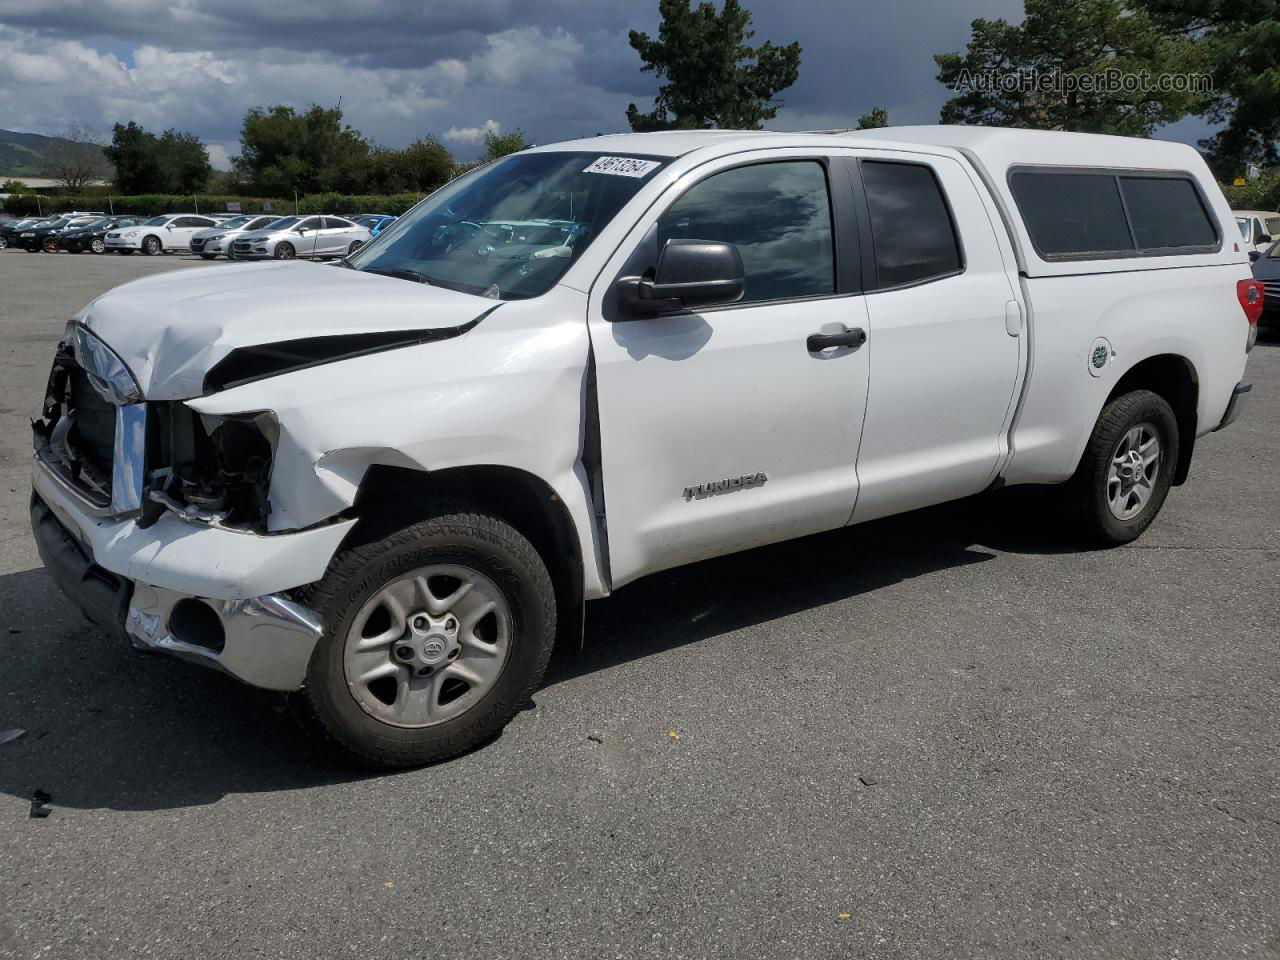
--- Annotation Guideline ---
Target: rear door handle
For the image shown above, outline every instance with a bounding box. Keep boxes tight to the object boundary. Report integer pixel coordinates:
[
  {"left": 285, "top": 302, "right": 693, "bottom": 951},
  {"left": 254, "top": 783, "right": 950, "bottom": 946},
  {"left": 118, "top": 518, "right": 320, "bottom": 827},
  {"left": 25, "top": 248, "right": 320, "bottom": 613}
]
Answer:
[{"left": 807, "top": 327, "right": 866, "bottom": 352}]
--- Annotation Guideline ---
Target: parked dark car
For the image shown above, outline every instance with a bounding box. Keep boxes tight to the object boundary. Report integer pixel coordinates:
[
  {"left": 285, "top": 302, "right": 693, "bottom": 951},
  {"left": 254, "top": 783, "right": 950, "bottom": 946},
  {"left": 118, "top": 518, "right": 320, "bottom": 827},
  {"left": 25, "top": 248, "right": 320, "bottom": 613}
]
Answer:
[
  {"left": 16, "top": 215, "right": 101, "bottom": 252},
  {"left": 0, "top": 216, "right": 50, "bottom": 250},
  {"left": 1250, "top": 239, "right": 1280, "bottom": 333},
  {"left": 57, "top": 216, "right": 148, "bottom": 254}
]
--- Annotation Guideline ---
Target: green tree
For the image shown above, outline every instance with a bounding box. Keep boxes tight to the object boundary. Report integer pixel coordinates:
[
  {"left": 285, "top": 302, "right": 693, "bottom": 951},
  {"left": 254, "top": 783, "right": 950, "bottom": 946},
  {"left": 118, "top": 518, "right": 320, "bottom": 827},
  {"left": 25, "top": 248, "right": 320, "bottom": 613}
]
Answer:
[
  {"left": 104, "top": 122, "right": 211, "bottom": 193},
  {"left": 1132, "top": 0, "right": 1280, "bottom": 176},
  {"left": 935, "top": 0, "right": 1209, "bottom": 136},
  {"left": 104, "top": 121, "right": 161, "bottom": 193},
  {"left": 1, "top": 178, "right": 32, "bottom": 193},
  {"left": 156, "top": 129, "right": 212, "bottom": 193},
  {"left": 857, "top": 107, "right": 889, "bottom": 129},
  {"left": 626, "top": 0, "right": 801, "bottom": 130},
  {"left": 367, "top": 137, "right": 454, "bottom": 193},
  {"left": 482, "top": 128, "right": 529, "bottom": 161},
  {"left": 234, "top": 104, "right": 371, "bottom": 195}
]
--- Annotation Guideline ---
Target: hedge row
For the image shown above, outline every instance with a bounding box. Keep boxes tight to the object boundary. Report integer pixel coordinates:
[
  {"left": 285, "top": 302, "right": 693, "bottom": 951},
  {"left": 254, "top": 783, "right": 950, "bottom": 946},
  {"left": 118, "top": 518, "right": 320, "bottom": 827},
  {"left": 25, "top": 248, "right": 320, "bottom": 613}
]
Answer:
[
  {"left": 1, "top": 191, "right": 429, "bottom": 217},
  {"left": 1220, "top": 174, "right": 1280, "bottom": 213}
]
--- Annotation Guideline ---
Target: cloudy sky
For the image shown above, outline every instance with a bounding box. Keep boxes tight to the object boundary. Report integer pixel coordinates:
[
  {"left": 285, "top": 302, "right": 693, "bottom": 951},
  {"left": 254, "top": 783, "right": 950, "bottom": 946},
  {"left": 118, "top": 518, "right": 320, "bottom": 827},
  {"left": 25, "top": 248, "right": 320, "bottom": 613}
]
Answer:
[{"left": 0, "top": 0, "right": 1209, "bottom": 168}]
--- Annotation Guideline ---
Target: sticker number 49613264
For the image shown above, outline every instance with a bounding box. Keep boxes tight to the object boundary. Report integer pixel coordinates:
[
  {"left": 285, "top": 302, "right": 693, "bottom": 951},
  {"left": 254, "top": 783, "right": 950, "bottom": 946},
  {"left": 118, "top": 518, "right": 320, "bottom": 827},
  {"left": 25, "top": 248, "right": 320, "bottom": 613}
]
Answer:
[{"left": 583, "top": 156, "right": 661, "bottom": 178}]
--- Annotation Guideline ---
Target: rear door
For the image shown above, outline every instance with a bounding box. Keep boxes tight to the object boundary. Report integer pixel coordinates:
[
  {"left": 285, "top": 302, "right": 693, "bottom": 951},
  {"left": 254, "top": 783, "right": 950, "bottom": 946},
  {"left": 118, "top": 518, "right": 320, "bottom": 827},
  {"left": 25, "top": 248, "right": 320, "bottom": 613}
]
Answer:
[
  {"left": 294, "top": 217, "right": 322, "bottom": 257},
  {"left": 843, "top": 150, "right": 1024, "bottom": 523},
  {"left": 167, "top": 216, "right": 215, "bottom": 248},
  {"left": 587, "top": 151, "right": 871, "bottom": 587},
  {"left": 322, "top": 217, "right": 356, "bottom": 255}
]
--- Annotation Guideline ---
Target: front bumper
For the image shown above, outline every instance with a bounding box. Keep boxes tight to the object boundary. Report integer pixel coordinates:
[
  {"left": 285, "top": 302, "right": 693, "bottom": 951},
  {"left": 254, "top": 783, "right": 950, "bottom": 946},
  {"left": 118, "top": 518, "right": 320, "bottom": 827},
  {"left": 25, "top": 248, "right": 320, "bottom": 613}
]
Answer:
[
  {"left": 30, "top": 457, "right": 354, "bottom": 689},
  {"left": 104, "top": 237, "right": 141, "bottom": 250}
]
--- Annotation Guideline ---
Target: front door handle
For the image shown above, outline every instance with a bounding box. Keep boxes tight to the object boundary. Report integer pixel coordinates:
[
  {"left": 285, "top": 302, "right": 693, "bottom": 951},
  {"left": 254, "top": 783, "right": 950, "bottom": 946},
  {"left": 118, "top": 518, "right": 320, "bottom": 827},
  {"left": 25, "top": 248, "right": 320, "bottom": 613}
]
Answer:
[{"left": 807, "top": 327, "right": 866, "bottom": 352}]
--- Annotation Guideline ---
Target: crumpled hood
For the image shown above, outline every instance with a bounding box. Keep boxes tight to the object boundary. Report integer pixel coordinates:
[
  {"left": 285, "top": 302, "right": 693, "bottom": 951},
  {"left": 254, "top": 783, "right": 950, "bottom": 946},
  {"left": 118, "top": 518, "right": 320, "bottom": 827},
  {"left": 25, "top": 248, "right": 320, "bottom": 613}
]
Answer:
[{"left": 79, "top": 261, "right": 493, "bottom": 400}]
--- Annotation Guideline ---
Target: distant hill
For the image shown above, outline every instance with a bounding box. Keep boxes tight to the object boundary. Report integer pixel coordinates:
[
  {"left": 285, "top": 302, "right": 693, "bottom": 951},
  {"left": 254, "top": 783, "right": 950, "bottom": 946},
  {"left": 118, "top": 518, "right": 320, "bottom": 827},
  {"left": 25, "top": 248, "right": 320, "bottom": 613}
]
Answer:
[{"left": 0, "top": 128, "right": 85, "bottom": 177}]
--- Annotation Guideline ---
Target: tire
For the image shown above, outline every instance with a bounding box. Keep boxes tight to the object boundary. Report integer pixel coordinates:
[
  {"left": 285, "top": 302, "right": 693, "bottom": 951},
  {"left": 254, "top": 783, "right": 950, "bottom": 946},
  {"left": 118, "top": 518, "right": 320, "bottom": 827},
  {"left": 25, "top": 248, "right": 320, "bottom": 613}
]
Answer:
[
  {"left": 274, "top": 241, "right": 295, "bottom": 260},
  {"left": 42, "top": 237, "right": 58, "bottom": 253},
  {"left": 294, "top": 504, "right": 557, "bottom": 768},
  {"left": 348, "top": 240, "right": 362, "bottom": 255},
  {"left": 1068, "top": 389, "right": 1179, "bottom": 546},
  {"left": 141, "top": 235, "right": 161, "bottom": 256},
  {"left": 0, "top": 237, "right": 8, "bottom": 250},
  {"left": 90, "top": 238, "right": 105, "bottom": 254}
]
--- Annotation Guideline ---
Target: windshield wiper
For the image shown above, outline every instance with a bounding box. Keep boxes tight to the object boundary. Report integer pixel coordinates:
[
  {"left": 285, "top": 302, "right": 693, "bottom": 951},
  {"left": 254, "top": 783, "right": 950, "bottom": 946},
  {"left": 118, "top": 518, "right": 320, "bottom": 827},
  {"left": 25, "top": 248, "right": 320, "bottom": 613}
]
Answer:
[{"left": 363, "top": 267, "right": 434, "bottom": 285}]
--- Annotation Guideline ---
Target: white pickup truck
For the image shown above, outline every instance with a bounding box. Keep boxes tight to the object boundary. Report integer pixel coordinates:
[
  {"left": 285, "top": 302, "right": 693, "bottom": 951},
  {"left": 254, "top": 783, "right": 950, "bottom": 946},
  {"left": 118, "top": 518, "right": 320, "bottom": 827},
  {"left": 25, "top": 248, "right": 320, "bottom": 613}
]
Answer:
[{"left": 30, "top": 127, "right": 1260, "bottom": 766}]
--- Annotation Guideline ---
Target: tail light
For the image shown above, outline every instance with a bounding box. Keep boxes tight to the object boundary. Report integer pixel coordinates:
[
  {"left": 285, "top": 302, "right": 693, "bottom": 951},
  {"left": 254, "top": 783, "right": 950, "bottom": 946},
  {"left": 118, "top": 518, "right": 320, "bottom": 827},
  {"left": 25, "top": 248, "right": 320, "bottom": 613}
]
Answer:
[
  {"left": 1238, "top": 278, "right": 1263, "bottom": 352},
  {"left": 1238, "top": 278, "right": 1264, "bottom": 323}
]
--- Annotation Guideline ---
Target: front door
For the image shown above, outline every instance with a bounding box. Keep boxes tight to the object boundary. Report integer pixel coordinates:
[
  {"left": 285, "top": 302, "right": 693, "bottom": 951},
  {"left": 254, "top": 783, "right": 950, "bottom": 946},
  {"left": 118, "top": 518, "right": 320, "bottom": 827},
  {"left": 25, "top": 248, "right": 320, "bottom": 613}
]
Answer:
[
  {"left": 587, "top": 154, "right": 870, "bottom": 588},
  {"left": 293, "top": 217, "right": 322, "bottom": 257}
]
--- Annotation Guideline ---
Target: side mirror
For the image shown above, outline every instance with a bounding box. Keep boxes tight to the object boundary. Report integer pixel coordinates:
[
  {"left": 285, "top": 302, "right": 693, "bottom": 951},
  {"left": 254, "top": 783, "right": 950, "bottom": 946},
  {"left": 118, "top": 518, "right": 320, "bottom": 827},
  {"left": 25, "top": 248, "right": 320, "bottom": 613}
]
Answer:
[
  {"left": 617, "top": 239, "right": 745, "bottom": 316},
  {"left": 296, "top": 227, "right": 308, "bottom": 234},
  {"left": 1250, "top": 250, "right": 1261, "bottom": 262},
  {"left": 1259, "top": 234, "right": 1272, "bottom": 245}
]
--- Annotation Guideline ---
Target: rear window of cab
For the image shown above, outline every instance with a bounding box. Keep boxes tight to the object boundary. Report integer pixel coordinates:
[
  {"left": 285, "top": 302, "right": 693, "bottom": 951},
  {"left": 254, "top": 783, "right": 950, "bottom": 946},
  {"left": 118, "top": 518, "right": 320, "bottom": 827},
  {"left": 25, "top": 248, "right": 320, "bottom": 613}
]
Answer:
[{"left": 1009, "top": 168, "right": 1220, "bottom": 260}]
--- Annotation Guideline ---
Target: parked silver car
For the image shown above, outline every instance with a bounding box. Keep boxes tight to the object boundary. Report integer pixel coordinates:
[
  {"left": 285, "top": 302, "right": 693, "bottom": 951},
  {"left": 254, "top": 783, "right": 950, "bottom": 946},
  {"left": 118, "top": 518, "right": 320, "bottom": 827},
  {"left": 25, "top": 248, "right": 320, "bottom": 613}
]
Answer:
[
  {"left": 230, "top": 215, "right": 372, "bottom": 260},
  {"left": 190, "top": 214, "right": 284, "bottom": 259}
]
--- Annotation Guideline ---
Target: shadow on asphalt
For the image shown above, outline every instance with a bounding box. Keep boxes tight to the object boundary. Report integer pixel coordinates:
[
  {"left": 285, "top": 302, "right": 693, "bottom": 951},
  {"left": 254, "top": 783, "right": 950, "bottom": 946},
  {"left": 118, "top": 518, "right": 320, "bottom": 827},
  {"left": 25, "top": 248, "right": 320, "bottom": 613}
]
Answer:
[{"left": 0, "top": 487, "right": 1081, "bottom": 811}]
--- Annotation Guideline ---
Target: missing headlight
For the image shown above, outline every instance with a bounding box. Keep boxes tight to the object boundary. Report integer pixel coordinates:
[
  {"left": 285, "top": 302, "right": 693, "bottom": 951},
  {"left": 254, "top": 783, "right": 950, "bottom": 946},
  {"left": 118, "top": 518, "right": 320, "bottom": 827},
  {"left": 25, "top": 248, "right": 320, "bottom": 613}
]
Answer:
[{"left": 140, "top": 404, "right": 277, "bottom": 532}]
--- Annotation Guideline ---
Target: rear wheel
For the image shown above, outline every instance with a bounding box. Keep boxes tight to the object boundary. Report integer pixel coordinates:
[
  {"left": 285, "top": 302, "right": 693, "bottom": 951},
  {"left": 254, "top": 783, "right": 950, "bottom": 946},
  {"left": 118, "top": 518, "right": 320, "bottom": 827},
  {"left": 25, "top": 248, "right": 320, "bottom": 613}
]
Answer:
[
  {"left": 274, "top": 241, "right": 295, "bottom": 260},
  {"left": 294, "top": 505, "right": 557, "bottom": 768},
  {"left": 0, "top": 236, "right": 7, "bottom": 250},
  {"left": 90, "top": 238, "right": 105, "bottom": 254},
  {"left": 42, "top": 237, "right": 58, "bottom": 253},
  {"left": 141, "top": 235, "right": 162, "bottom": 256},
  {"left": 1068, "top": 389, "right": 1178, "bottom": 546},
  {"left": 348, "top": 240, "right": 362, "bottom": 255}
]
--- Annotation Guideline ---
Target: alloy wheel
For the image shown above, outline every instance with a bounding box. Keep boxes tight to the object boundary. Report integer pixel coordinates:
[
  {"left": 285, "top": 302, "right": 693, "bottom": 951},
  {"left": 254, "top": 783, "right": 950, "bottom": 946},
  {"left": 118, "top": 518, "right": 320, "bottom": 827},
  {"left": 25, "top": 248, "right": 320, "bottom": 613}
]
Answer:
[
  {"left": 342, "top": 564, "right": 512, "bottom": 728},
  {"left": 1105, "top": 422, "right": 1162, "bottom": 520}
]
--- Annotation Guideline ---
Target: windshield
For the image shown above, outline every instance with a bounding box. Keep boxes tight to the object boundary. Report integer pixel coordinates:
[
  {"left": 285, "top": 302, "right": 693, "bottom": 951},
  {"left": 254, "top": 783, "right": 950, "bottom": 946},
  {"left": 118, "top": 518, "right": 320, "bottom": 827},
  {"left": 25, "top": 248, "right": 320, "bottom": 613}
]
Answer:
[
  {"left": 144, "top": 216, "right": 170, "bottom": 226},
  {"left": 347, "top": 151, "right": 667, "bottom": 299},
  {"left": 265, "top": 216, "right": 300, "bottom": 231},
  {"left": 219, "top": 215, "right": 253, "bottom": 229},
  {"left": 80, "top": 217, "right": 111, "bottom": 229}
]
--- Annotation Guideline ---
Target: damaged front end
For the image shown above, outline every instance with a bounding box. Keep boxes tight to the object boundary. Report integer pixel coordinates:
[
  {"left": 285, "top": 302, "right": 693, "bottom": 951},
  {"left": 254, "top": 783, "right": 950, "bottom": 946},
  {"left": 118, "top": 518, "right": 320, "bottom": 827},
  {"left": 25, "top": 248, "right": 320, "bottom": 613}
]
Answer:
[
  {"left": 139, "top": 404, "right": 277, "bottom": 532},
  {"left": 33, "top": 324, "right": 280, "bottom": 533}
]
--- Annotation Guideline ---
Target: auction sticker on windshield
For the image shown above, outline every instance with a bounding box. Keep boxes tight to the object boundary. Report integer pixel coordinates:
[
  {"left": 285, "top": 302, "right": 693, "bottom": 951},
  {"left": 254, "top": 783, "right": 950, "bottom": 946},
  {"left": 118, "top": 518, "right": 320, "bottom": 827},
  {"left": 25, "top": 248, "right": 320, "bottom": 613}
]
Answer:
[{"left": 583, "top": 156, "right": 661, "bottom": 178}]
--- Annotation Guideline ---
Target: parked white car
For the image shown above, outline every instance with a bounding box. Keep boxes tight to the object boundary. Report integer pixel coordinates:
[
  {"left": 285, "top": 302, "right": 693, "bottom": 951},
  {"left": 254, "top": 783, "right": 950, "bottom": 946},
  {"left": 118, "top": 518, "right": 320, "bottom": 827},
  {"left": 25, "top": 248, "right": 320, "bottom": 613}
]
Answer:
[
  {"left": 1233, "top": 209, "right": 1280, "bottom": 257},
  {"left": 190, "top": 214, "right": 283, "bottom": 259},
  {"left": 105, "top": 214, "right": 220, "bottom": 256},
  {"left": 229, "top": 215, "right": 372, "bottom": 260},
  {"left": 31, "top": 127, "right": 1257, "bottom": 767}
]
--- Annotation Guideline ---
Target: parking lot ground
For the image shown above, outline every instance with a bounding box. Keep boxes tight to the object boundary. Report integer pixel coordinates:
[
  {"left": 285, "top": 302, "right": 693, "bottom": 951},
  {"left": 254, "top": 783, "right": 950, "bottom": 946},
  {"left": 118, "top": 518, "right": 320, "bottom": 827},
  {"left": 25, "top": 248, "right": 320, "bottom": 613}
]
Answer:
[{"left": 0, "top": 250, "right": 1277, "bottom": 959}]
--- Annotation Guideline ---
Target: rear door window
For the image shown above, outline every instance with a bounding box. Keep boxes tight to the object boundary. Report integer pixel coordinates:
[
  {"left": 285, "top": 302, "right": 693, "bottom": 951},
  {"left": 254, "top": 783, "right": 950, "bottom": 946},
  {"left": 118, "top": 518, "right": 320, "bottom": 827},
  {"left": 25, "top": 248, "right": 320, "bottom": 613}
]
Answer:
[{"left": 861, "top": 160, "right": 963, "bottom": 287}]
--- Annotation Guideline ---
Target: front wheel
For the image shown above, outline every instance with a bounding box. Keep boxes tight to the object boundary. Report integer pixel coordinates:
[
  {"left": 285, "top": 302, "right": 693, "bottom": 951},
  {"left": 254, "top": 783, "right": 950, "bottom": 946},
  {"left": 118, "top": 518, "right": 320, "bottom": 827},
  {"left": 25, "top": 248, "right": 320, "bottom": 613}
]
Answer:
[
  {"left": 0, "top": 236, "right": 8, "bottom": 250},
  {"left": 295, "top": 506, "right": 557, "bottom": 768},
  {"left": 1068, "top": 389, "right": 1179, "bottom": 546},
  {"left": 42, "top": 237, "right": 59, "bottom": 253},
  {"left": 90, "top": 238, "right": 105, "bottom": 254},
  {"left": 141, "top": 235, "right": 161, "bottom": 256},
  {"left": 274, "top": 241, "right": 295, "bottom": 260}
]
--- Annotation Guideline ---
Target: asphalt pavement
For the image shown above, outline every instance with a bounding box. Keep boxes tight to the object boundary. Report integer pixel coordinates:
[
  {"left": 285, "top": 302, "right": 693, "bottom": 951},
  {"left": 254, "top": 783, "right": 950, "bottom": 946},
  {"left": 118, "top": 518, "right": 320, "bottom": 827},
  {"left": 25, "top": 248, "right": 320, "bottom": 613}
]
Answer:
[{"left": 0, "top": 250, "right": 1277, "bottom": 959}]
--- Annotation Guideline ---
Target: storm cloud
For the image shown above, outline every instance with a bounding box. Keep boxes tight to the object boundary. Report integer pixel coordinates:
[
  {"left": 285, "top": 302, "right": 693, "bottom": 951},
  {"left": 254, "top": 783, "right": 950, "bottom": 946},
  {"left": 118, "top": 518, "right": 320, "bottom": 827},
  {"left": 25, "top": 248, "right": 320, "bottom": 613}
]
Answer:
[{"left": 0, "top": 0, "right": 1035, "bottom": 164}]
